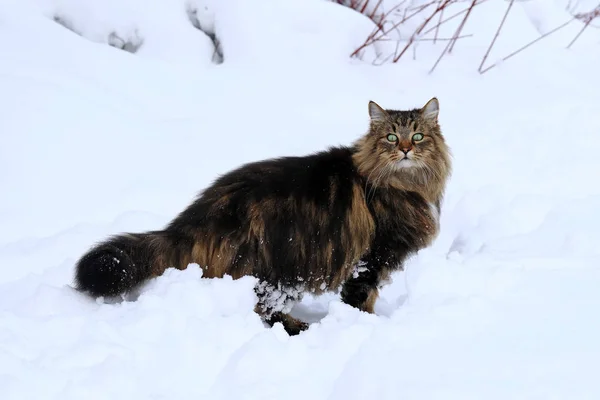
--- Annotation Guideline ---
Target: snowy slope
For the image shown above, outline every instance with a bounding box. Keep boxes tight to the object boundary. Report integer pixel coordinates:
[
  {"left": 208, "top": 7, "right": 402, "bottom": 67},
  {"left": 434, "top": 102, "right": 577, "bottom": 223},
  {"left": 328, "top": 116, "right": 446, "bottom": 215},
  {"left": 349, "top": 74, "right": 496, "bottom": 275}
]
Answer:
[{"left": 1, "top": 0, "right": 600, "bottom": 399}]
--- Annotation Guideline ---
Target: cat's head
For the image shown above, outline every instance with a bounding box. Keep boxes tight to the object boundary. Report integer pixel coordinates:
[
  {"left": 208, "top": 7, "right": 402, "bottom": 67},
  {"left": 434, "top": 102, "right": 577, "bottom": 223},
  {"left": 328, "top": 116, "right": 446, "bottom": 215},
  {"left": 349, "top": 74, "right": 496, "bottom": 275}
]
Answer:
[{"left": 353, "top": 98, "right": 451, "bottom": 196}]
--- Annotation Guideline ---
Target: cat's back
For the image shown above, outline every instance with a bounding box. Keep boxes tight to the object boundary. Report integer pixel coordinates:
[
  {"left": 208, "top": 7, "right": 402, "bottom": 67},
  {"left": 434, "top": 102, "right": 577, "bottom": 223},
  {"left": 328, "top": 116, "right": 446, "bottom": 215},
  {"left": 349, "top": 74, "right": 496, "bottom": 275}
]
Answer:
[
  {"left": 169, "top": 146, "right": 365, "bottom": 231},
  {"left": 209, "top": 146, "right": 358, "bottom": 199}
]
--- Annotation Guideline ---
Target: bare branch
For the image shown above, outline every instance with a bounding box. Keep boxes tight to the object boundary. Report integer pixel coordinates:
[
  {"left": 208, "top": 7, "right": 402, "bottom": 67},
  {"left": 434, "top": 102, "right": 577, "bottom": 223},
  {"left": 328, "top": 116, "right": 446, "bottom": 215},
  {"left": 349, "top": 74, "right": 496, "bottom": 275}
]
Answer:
[
  {"left": 392, "top": 0, "right": 453, "bottom": 62},
  {"left": 434, "top": 0, "right": 445, "bottom": 44},
  {"left": 341, "top": 0, "right": 598, "bottom": 73},
  {"left": 567, "top": 5, "right": 600, "bottom": 48},
  {"left": 478, "top": 0, "right": 514, "bottom": 73},
  {"left": 429, "top": 0, "right": 477, "bottom": 73},
  {"left": 480, "top": 19, "right": 574, "bottom": 74},
  {"left": 448, "top": 0, "right": 477, "bottom": 54},
  {"left": 422, "top": 0, "right": 489, "bottom": 35}
]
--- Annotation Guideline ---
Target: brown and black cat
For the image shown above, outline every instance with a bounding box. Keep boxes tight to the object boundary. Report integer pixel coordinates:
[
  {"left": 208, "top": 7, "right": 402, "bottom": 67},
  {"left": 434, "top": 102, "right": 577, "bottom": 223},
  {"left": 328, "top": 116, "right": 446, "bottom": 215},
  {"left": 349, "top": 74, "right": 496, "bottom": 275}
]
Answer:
[{"left": 75, "top": 98, "right": 451, "bottom": 335}]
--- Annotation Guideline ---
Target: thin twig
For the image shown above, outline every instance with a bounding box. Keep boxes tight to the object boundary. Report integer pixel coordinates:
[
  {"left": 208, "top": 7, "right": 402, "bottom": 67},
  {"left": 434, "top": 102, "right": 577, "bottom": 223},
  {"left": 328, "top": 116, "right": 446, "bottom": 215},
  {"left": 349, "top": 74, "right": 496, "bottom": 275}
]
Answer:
[
  {"left": 345, "top": 0, "right": 588, "bottom": 73},
  {"left": 367, "top": 0, "right": 386, "bottom": 27},
  {"left": 430, "top": 0, "right": 477, "bottom": 72},
  {"left": 448, "top": 0, "right": 477, "bottom": 54},
  {"left": 375, "top": 34, "right": 473, "bottom": 42},
  {"left": 392, "top": 0, "right": 454, "bottom": 62},
  {"left": 567, "top": 19, "right": 591, "bottom": 48},
  {"left": 422, "top": 0, "right": 489, "bottom": 35},
  {"left": 478, "top": 0, "right": 514, "bottom": 73},
  {"left": 351, "top": 0, "right": 430, "bottom": 58},
  {"left": 350, "top": 2, "right": 409, "bottom": 58},
  {"left": 428, "top": 34, "right": 454, "bottom": 73},
  {"left": 360, "top": 0, "right": 370, "bottom": 15},
  {"left": 434, "top": 0, "right": 445, "bottom": 44},
  {"left": 567, "top": 5, "right": 600, "bottom": 48},
  {"left": 480, "top": 19, "right": 574, "bottom": 74}
]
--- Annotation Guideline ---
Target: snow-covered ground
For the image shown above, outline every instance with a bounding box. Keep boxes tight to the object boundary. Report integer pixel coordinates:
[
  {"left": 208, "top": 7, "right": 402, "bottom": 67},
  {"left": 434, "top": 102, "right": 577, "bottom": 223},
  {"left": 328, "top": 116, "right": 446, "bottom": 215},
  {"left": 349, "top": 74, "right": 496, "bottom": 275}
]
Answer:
[{"left": 1, "top": 0, "right": 600, "bottom": 398}]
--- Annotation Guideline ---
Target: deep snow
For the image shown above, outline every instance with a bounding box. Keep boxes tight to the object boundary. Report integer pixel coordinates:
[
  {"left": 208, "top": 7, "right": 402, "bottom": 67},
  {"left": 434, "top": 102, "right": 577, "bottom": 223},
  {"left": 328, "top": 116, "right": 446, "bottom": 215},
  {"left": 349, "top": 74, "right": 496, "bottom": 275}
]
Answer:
[{"left": 1, "top": 0, "right": 600, "bottom": 399}]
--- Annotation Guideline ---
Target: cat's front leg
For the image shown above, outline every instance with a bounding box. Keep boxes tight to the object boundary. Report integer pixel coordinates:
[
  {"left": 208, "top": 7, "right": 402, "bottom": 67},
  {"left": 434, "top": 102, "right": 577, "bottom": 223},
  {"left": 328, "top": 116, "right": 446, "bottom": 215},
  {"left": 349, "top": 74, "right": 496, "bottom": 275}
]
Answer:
[
  {"left": 254, "top": 280, "right": 309, "bottom": 335},
  {"left": 340, "top": 262, "right": 383, "bottom": 313}
]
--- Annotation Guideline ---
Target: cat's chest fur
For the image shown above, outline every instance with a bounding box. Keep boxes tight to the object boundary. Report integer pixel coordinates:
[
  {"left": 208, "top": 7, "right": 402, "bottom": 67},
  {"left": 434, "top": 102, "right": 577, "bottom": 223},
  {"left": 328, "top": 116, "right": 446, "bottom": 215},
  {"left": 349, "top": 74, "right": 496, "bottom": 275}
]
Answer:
[{"left": 364, "top": 186, "right": 440, "bottom": 256}]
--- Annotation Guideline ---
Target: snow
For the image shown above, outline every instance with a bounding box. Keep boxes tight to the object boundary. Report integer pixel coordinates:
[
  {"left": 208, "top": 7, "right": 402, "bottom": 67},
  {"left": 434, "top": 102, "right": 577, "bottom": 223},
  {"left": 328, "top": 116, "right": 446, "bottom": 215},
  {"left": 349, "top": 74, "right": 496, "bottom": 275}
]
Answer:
[{"left": 1, "top": 0, "right": 600, "bottom": 398}]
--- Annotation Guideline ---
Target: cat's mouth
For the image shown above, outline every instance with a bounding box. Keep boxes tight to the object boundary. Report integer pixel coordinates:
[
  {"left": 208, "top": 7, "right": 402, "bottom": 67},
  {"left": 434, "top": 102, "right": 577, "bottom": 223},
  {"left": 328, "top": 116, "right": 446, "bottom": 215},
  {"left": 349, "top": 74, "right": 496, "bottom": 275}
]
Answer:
[{"left": 395, "top": 158, "right": 415, "bottom": 169}]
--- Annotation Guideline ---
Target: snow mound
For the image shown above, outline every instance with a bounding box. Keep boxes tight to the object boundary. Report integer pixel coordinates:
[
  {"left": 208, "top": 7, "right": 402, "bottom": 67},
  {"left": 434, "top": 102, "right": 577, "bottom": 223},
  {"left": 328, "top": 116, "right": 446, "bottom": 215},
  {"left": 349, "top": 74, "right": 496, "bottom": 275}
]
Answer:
[
  {"left": 28, "top": 0, "right": 217, "bottom": 65},
  {"left": 0, "top": 266, "right": 264, "bottom": 399}
]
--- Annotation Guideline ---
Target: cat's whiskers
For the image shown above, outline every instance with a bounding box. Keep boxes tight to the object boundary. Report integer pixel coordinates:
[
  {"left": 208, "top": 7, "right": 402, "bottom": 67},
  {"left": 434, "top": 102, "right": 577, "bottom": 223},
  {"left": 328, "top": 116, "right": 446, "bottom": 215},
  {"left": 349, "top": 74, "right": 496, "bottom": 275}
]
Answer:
[
  {"left": 369, "top": 163, "right": 393, "bottom": 203},
  {"left": 364, "top": 162, "right": 382, "bottom": 202},
  {"left": 365, "top": 161, "right": 388, "bottom": 203},
  {"left": 419, "top": 159, "right": 442, "bottom": 183}
]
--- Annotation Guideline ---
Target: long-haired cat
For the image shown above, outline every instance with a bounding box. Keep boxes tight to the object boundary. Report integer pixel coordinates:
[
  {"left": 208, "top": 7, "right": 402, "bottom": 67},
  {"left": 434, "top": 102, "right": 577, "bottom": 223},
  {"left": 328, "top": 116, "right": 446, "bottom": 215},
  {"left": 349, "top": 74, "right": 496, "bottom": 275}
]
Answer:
[{"left": 75, "top": 98, "right": 451, "bottom": 335}]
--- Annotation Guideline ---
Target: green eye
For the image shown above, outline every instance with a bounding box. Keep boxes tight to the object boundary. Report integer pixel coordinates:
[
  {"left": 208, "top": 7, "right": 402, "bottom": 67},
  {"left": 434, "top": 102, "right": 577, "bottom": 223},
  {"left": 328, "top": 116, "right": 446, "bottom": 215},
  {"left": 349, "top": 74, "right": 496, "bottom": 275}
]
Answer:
[
  {"left": 412, "top": 133, "right": 424, "bottom": 142},
  {"left": 387, "top": 134, "right": 398, "bottom": 142}
]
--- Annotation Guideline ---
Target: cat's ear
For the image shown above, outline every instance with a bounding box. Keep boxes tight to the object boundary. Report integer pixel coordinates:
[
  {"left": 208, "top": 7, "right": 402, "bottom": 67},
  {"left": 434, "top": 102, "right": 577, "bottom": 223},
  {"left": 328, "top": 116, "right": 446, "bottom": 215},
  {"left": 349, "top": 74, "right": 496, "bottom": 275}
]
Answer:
[
  {"left": 421, "top": 97, "right": 439, "bottom": 122},
  {"left": 368, "top": 101, "right": 388, "bottom": 123}
]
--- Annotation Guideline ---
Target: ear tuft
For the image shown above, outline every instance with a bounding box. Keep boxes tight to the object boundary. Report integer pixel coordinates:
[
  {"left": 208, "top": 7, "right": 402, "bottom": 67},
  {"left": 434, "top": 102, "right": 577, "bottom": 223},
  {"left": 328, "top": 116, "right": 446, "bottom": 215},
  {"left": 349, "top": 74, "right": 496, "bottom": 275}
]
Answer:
[
  {"left": 368, "top": 101, "right": 388, "bottom": 123},
  {"left": 422, "top": 97, "right": 439, "bottom": 122}
]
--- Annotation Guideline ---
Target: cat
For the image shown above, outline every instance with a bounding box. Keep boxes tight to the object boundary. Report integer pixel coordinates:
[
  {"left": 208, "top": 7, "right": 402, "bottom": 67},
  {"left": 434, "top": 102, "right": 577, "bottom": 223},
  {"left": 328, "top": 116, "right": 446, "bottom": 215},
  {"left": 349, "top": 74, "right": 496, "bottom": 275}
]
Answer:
[{"left": 74, "top": 98, "right": 451, "bottom": 335}]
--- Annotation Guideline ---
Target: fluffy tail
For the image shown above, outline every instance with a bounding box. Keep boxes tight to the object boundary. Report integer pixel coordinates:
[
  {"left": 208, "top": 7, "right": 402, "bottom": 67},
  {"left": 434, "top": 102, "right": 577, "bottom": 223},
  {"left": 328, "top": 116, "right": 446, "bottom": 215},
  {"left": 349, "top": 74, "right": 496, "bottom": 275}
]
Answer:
[{"left": 74, "top": 232, "right": 167, "bottom": 297}]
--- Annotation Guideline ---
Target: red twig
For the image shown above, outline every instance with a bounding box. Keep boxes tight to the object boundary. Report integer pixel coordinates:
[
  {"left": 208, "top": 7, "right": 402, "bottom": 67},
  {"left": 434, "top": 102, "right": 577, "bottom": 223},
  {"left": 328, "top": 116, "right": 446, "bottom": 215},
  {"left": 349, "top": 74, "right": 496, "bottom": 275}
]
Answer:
[
  {"left": 566, "top": 20, "right": 590, "bottom": 49},
  {"left": 429, "top": 0, "right": 477, "bottom": 72},
  {"left": 480, "top": 19, "right": 574, "bottom": 74},
  {"left": 350, "top": 1, "right": 424, "bottom": 58},
  {"left": 478, "top": 0, "right": 514, "bottom": 73},
  {"left": 392, "top": 0, "right": 453, "bottom": 62},
  {"left": 356, "top": 0, "right": 435, "bottom": 58},
  {"left": 575, "top": 4, "right": 600, "bottom": 23},
  {"left": 567, "top": 5, "right": 600, "bottom": 48},
  {"left": 360, "top": 0, "right": 370, "bottom": 15},
  {"left": 422, "top": 0, "right": 489, "bottom": 35},
  {"left": 367, "top": 0, "right": 385, "bottom": 26},
  {"left": 434, "top": 0, "right": 445, "bottom": 44},
  {"left": 448, "top": 0, "right": 477, "bottom": 54},
  {"left": 343, "top": 0, "right": 597, "bottom": 73},
  {"left": 374, "top": 34, "right": 473, "bottom": 42}
]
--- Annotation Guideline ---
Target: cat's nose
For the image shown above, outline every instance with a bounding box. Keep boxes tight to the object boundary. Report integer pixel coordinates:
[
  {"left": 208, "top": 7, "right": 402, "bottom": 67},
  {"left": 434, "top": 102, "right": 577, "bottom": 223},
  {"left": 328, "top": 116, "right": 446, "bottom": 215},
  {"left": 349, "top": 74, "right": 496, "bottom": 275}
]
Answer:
[{"left": 401, "top": 146, "right": 412, "bottom": 154}]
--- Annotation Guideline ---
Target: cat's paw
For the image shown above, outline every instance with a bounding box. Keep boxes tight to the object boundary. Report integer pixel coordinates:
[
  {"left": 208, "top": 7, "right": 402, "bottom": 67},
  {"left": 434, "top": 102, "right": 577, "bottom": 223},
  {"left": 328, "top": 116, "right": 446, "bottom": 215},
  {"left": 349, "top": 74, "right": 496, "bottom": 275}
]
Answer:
[
  {"left": 265, "top": 312, "right": 309, "bottom": 336},
  {"left": 282, "top": 319, "right": 309, "bottom": 336}
]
